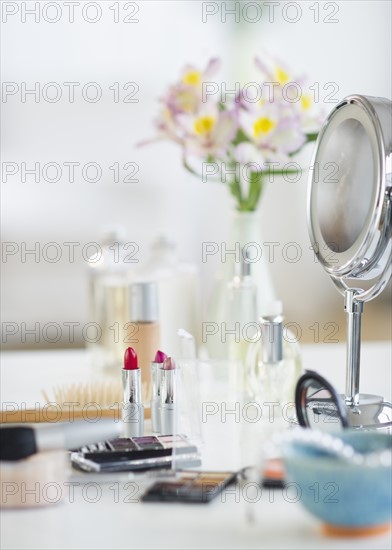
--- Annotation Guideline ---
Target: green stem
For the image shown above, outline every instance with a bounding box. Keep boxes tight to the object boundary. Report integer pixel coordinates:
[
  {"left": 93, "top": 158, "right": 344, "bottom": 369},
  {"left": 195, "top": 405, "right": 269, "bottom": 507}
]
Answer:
[{"left": 182, "top": 155, "right": 223, "bottom": 184}]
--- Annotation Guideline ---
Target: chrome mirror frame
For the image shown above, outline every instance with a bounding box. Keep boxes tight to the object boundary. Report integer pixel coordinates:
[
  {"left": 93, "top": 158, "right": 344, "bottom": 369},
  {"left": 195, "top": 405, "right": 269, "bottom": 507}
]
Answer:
[{"left": 307, "top": 94, "right": 392, "bottom": 426}]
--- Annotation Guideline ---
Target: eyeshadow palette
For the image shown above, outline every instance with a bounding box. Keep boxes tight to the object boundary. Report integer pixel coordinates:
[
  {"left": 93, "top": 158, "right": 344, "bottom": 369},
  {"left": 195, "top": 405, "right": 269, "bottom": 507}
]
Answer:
[
  {"left": 71, "top": 435, "right": 201, "bottom": 473},
  {"left": 141, "top": 471, "right": 238, "bottom": 503}
]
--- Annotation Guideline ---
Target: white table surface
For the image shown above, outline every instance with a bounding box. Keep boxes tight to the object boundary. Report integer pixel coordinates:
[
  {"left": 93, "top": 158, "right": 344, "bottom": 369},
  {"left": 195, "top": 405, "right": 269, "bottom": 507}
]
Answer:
[{"left": 1, "top": 342, "right": 391, "bottom": 550}]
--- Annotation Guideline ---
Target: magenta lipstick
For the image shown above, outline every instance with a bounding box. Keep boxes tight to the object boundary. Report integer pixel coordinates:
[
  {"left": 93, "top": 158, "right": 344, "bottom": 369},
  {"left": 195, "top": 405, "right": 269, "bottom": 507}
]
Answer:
[
  {"left": 122, "top": 347, "right": 144, "bottom": 437},
  {"left": 151, "top": 350, "right": 167, "bottom": 434},
  {"left": 159, "top": 357, "right": 177, "bottom": 435}
]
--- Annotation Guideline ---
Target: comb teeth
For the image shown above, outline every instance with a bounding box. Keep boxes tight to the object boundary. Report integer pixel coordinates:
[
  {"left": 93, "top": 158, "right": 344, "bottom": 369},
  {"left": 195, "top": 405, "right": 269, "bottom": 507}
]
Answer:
[
  {"left": 45, "top": 380, "right": 151, "bottom": 406},
  {"left": 49, "top": 380, "right": 123, "bottom": 408}
]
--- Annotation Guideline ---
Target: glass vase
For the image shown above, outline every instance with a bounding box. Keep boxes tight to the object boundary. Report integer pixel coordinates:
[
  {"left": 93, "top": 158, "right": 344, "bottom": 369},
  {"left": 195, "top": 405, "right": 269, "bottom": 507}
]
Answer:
[{"left": 205, "top": 209, "right": 276, "bottom": 360}]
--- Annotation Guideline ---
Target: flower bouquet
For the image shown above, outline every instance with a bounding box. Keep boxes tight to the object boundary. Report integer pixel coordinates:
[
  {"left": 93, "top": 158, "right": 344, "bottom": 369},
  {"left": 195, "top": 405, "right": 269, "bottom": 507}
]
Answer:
[{"left": 145, "top": 57, "right": 321, "bottom": 211}]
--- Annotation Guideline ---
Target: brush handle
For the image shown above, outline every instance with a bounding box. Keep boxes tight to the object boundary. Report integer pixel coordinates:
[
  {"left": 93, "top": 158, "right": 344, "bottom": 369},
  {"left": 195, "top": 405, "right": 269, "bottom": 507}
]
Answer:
[
  {"left": 0, "top": 427, "right": 37, "bottom": 460},
  {"left": 0, "top": 420, "right": 123, "bottom": 461}
]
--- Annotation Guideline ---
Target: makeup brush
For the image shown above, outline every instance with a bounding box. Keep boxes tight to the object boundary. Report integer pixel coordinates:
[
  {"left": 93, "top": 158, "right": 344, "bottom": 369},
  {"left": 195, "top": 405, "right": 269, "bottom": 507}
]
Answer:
[{"left": 0, "top": 419, "right": 123, "bottom": 461}]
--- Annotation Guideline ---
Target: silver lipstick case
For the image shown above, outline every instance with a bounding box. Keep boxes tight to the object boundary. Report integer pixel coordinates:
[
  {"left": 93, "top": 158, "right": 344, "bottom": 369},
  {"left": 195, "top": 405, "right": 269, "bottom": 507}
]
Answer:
[
  {"left": 122, "top": 369, "right": 144, "bottom": 437},
  {"left": 150, "top": 362, "right": 163, "bottom": 433},
  {"left": 159, "top": 369, "right": 176, "bottom": 435}
]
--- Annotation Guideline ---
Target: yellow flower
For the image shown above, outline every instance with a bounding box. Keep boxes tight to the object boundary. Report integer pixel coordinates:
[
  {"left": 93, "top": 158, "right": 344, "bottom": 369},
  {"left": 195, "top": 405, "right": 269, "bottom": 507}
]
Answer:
[
  {"left": 182, "top": 70, "right": 201, "bottom": 86},
  {"left": 301, "top": 94, "right": 312, "bottom": 111},
  {"left": 275, "top": 67, "right": 290, "bottom": 85},
  {"left": 253, "top": 117, "right": 276, "bottom": 138},
  {"left": 194, "top": 115, "right": 215, "bottom": 135}
]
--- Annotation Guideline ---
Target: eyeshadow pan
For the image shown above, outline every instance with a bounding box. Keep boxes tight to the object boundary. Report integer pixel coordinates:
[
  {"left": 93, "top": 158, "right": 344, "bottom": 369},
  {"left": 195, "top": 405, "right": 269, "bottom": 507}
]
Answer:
[
  {"left": 159, "top": 434, "right": 185, "bottom": 443},
  {"left": 158, "top": 435, "right": 188, "bottom": 449},
  {"left": 141, "top": 470, "right": 237, "bottom": 503},
  {"left": 133, "top": 436, "right": 163, "bottom": 450},
  {"left": 198, "top": 472, "right": 231, "bottom": 481},
  {"left": 108, "top": 438, "right": 138, "bottom": 451}
]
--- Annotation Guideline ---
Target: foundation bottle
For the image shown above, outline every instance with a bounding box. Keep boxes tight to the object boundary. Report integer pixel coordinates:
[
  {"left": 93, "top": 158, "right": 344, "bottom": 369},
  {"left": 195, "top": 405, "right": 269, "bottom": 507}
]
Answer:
[{"left": 128, "top": 281, "right": 160, "bottom": 401}]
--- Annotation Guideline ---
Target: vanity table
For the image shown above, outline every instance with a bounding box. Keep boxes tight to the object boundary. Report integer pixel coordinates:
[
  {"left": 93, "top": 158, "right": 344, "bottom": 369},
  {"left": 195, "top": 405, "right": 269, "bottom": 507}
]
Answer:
[{"left": 1, "top": 342, "right": 391, "bottom": 550}]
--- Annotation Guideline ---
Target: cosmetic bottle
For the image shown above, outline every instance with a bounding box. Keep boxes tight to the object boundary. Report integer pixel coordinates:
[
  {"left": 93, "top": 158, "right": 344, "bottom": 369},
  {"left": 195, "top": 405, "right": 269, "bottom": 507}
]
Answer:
[
  {"left": 245, "top": 301, "right": 302, "bottom": 416},
  {"left": 86, "top": 226, "right": 134, "bottom": 374},
  {"left": 227, "top": 250, "right": 258, "bottom": 368},
  {"left": 139, "top": 235, "right": 201, "bottom": 358},
  {"left": 128, "top": 282, "right": 160, "bottom": 400}
]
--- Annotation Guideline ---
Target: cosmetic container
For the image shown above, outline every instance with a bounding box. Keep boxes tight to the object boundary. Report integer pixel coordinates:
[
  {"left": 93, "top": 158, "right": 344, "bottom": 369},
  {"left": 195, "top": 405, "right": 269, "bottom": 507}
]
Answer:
[
  {"left": 128, "top": 282, "right": 160, "bottom": 399},
  {"left": 227, "top": 250, "right": 258, "bottom": 371},
  {"left": 139, "top": 235, "right": 201, "bottom": 358},
  {"left": 150, "top": 351, "right": 167, "bottom": 433},
  {"left": 159, "top": 358, "right": 177, "bottom": 435},
  {"left": 245, "top": 302, "right": 302, "bottom": 413},
  {"left": 86, "top": 226, "right": 134, "bottom": 374},
  {"left": 122, "top": 348, "right": 144, "bottom": 438},
  {"left": 122, "top": 367, "right": 144, "bottom": 437}
]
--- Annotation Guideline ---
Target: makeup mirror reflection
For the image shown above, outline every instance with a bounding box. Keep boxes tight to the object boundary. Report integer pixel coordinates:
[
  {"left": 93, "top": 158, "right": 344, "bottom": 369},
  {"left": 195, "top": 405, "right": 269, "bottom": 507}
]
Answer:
[{"left": 316, "top": 118, "right": 374, "bottom": 253}]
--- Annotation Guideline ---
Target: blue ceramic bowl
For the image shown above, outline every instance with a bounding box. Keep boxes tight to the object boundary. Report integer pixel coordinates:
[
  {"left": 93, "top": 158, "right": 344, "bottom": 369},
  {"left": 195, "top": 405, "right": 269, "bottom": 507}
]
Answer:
[{"left": 281, "top": 431, "right": 392, "bottom": 536}]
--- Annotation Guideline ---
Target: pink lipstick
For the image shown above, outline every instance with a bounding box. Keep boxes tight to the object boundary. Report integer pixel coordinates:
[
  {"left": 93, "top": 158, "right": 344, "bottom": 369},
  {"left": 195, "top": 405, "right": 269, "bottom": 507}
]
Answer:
[
  {"left": 154, "top": 350, "right": 167, "bottom": 364},
  {"left": 151, "top": 350, "right": 168, "bottom": 434},
  {"left": 122, "top": 347, "right": 144, "bottom": 437},
  {"left": 160, "top": 357, "right": 177, "bottom": 434}
]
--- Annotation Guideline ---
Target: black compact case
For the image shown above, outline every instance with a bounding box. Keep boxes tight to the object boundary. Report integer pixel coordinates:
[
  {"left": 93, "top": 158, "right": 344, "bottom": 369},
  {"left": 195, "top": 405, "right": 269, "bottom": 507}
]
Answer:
[
  {"left": 141, "top": 471, "right": 238, "bottom": 503},
  {"left": 71, "top": 434, "right": 201, "bottom": 472}
]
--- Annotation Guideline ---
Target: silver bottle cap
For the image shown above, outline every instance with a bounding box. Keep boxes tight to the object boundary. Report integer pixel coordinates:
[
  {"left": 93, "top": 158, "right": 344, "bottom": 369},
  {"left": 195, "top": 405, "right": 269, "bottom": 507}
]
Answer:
[
  {"left": 240, "top": 247, "right": 252, "bottom": 277},
  {"left": 129, "top": 281, "right": 159, "bottom": 322},
  {"left": 260, "top": 301, "right": 284, "bottom": 364}
]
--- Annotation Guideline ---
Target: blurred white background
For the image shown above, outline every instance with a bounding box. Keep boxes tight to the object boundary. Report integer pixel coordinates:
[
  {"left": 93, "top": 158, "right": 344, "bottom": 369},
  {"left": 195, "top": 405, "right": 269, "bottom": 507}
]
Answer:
[{"left": 1, "top": 0, "right": 391, "bottom": 348}]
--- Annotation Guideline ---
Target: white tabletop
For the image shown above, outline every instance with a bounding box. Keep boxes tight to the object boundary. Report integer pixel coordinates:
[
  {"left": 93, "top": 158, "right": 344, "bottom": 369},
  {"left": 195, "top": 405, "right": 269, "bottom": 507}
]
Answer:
[{"left": 1, "top": 343, "right": 391, "bottom": 550}]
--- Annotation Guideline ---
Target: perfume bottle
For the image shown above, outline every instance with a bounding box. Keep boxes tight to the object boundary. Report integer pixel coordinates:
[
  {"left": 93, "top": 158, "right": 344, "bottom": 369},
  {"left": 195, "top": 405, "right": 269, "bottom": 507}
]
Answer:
[
  {"left": 227, "top": 250, "right": 258, "bottom": 368},
  {"left": 245, "top": 301, "right": 302, "bottom": 414},
  {"left": 86, "top": 226, "right": 134, "bottom": 374}
]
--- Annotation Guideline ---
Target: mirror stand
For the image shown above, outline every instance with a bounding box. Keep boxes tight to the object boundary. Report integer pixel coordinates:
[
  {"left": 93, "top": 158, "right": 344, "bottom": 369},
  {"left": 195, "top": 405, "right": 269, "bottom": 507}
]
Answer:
[
  {"left": 341, "top": 285, "right": 392, "bottom": 428},
  {"left": 344, "top": 288, "right": 363, "bottom": 408}
]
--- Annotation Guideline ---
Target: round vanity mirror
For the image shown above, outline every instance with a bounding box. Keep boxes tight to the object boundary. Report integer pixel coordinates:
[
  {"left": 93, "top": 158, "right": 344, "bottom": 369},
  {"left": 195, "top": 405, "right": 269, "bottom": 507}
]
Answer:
[
  {"left": 307, "top": 95, "right": 392, "bottom": 428},
  {"left": 308, "top": 95, "right": 391, "bottom": 291}
]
